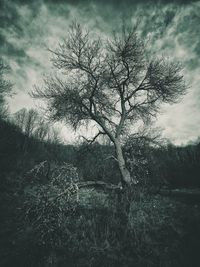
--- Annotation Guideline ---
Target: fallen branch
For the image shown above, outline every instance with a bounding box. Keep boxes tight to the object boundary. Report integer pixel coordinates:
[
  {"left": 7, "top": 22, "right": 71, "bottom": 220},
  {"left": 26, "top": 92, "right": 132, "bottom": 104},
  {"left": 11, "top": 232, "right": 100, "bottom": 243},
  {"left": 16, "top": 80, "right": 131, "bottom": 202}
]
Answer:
[
  {"left": 48, "top": 181, "right": 122, "bottom": 203},
  {"left": 77, "top": 181, "right": 121, "bottom": 191},
  {"left": 104, "top": 155, "right": 118, "bottom": 162},
  {"left": 80, "top": 131, "right": 106, "bottom": 144}
]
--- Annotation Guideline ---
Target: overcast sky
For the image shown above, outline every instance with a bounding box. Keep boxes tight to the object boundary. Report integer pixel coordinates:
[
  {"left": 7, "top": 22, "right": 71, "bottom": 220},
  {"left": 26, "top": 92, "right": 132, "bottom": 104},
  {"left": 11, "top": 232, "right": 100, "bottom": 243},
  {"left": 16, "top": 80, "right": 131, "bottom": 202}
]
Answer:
[{"left": 1, "top": 0, "right": 200, "bottom": 145}]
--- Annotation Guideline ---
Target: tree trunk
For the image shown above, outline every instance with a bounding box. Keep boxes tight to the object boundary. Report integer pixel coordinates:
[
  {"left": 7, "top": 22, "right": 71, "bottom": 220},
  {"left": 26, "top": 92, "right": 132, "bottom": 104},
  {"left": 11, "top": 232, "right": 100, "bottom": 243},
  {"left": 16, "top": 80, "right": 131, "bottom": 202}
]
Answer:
[{"left": 114, "top": 140, "right": 133, "bottom": 187}]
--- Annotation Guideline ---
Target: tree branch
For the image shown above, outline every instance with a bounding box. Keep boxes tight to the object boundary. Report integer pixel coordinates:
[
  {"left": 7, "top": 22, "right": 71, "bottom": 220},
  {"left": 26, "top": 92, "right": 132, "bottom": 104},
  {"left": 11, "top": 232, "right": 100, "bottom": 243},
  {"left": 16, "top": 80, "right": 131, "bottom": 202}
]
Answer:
[
  {"left": 49, "top": 181, "right": 122, "bottom": 203},
  {"left": 104, "top": 155, "right": 118, "bottom": 162},
  {"left": 80, "top": 130, "right": 106, "bottom": 144}
]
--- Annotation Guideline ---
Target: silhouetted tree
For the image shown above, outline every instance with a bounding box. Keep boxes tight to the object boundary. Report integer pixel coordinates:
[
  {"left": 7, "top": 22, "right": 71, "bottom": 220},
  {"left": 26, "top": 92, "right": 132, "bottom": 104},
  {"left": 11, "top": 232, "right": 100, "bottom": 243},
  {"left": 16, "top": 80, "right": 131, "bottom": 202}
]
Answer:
[
  {"left": 32, "top": 22, "right": 186, "bottom": 187},
  {"left": 13, "top": 108, "right": 39, "bottom": 137},
  {"left": 13, "top": 108, "right": 62, "bottom": 144},
  {"left": 0, "top": 59, "right": 12, "bottom": 119}
]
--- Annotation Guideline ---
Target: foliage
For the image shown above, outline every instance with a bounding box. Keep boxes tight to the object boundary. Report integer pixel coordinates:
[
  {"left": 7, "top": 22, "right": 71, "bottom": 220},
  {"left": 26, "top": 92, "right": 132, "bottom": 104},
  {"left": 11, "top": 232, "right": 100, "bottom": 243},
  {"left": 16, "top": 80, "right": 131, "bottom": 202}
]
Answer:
[
  {"left": 124, "top": 135, "right": 151, "bottom": 185},
  {"left": 22, "top": 162, "right": 80, "bottom": 248},
  {"left": 13, "top": 186, "right": 200, "bottom": 267},
  {"left": 1, "top": 119, "right": 200, "bottom": 267},
  {"left": 148, "top": 143, "right": 200, "bottom": 188},
  {"left": 127, "top": 193, "right": 200, "bottom": 267},
  {"left": 75, "top": 142, "right": 120, "bottom": 184},
  {"left": 1, "top": 116, "right": 200, "bottom": 190}
]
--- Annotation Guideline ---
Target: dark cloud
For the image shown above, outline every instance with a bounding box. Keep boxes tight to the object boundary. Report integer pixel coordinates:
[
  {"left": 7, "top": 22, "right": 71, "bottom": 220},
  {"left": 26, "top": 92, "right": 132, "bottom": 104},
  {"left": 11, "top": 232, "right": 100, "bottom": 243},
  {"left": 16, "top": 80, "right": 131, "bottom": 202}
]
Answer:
[
  {"left": 0, "top": 34, "right": 27, "bottom": 60},
  {"left": 7, "top": 0, "right": 199, "bottom": 4},
  {"left": 1, "top": 0, "right": 200, "bottom": 144}
]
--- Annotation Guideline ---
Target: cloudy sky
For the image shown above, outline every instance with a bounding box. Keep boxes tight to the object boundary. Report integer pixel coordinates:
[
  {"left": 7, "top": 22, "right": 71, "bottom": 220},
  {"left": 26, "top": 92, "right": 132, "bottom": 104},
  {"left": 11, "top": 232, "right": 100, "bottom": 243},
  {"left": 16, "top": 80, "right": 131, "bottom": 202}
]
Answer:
[{"left": 1, "top": 0, "right": 200, "bottom": 144}]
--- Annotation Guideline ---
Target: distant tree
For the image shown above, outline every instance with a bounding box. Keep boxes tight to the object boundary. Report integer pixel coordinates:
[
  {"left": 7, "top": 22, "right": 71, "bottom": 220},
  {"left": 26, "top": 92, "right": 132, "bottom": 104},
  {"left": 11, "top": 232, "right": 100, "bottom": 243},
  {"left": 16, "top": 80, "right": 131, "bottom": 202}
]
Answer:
[
  {"left": 13, "top": 108, "right": 61, "bottom": 144},
  {"left": 34, "top": 120, "right": 49, "bottom": 141},
  {"left": 0, "top": 59, "right": 12, "bottom": 119},
  {"left": 47, "top": 126, "right": 61, "bottom": 144},
  {"left": 32, "top": 22, "right": 186, "bottom": 187},
  {"left": 13, "top": 108, "right": 39, "bottom": 137}
]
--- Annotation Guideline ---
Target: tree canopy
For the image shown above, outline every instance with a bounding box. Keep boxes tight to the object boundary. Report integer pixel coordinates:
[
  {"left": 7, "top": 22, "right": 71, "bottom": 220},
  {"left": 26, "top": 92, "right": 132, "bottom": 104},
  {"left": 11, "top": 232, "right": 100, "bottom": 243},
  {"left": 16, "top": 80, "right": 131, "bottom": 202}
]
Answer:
[{"left": 32, "top": 22, "right": 186, "bottom": 186}]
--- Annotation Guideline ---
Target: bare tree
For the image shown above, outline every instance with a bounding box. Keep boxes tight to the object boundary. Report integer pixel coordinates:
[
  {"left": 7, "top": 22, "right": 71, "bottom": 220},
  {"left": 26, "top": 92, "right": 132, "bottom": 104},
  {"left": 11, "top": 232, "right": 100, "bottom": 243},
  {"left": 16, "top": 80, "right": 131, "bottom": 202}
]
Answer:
[
  {"left": 13, "top": 108, "right": 62, "bottom": 144},
  {"left": 0, "top": 59, "right": 12, "bottom": 119},
  {"left": 13, "top": 108, "right": 39, "bottom": 137},
  {"left": 32, "top": 22, "right": 186, "bottom": 187},
  {"left": 34, "top": 120, "right": 50, "bottom": 141},
  {"left": 47, "top": 126, "right": 61, "bottom": 144}
]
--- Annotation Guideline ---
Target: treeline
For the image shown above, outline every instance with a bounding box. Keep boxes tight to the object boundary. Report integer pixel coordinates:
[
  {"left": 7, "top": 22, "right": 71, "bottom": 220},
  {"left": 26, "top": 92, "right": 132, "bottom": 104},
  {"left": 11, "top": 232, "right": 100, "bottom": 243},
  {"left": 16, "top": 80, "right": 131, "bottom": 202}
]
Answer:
[
  {"left": 1, "top": 103, "right": 200, "bottom": 267},
  {"left": 1, "top": 117, "right": 200, "bottom": 267},
  {"left": 1, "top": 114, "right": 200, "bottom": 189},
  {"left": 148, "top": 143, "right": 200, "bottom": 188},
  {"left": 124, "top": 138, "right": 200, "bottom": 188},
  {"left": 0, "top": 117, "right": 75, "bottom": 183}
]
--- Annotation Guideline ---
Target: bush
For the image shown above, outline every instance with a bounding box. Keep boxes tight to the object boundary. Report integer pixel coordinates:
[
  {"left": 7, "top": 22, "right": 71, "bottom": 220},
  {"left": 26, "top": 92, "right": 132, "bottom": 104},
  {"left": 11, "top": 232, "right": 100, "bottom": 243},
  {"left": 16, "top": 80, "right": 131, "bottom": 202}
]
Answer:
[
  {"left": 18, "top": 178, "right": 200, "bottom": 267},
  {"left": 2, "top": 160, "right": 200, "bottom": 267},
  {"left": 127, "top": 194, "right": 200, "bottom": 267}
]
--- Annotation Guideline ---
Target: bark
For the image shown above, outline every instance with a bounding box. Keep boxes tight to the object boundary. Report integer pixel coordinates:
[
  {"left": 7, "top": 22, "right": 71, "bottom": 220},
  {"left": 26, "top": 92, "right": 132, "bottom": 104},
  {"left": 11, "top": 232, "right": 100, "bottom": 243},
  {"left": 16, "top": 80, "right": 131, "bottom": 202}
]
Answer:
[{"left": 114, "top": 139, "right": 137, "bottom": 186}]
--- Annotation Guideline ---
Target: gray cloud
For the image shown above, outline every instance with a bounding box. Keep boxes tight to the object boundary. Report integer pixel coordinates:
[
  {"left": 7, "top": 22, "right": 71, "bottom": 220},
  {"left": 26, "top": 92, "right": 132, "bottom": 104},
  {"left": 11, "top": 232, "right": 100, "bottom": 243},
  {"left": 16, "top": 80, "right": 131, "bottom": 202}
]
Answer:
[{"left": 1, "top": 0, "right": 200, "bottom": 144}]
